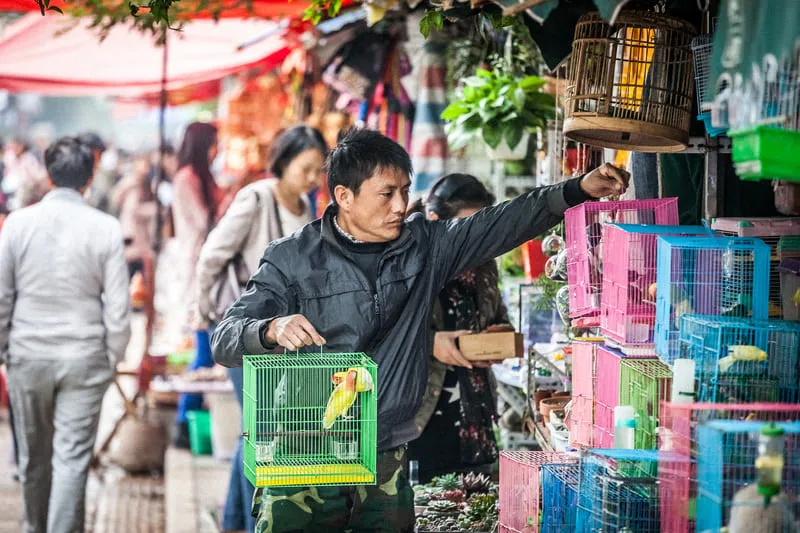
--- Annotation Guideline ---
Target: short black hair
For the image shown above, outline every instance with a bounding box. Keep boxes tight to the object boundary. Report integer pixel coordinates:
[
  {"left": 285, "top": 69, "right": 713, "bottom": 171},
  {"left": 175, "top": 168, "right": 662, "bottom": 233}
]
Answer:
[
  {"left": 426, "top": 173, "right": 495, "bottom": 220},
  {"left": 44, "top": 137, "right": 95, "bottom": 190},
  {"left": 77, "top": 132, "right": 106, "bottom": 153},
  {"left": 325, "top": 128, "right": 413, "bottom": 200},
  {"left": 269, "top": 125, "right": 327, "bottom": 178}
]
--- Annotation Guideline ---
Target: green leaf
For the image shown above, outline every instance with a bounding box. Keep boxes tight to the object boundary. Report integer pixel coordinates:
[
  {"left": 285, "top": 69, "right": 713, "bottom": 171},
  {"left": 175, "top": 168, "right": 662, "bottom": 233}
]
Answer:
[
  {"left": 419, "top": 9, "right": 443, "bottom": 39},
  {"left": 519, "top": 76, "right": 547, "bottom": 91},
  {"left": 504, "top": 124, "right": 523, "bottom": 150},
  {"left": 440, "top": 103, "right": 468, "bottom": 121},
  {"left": 481, "top": 124, "right": 502, "bottom": 149},
  {"left": 463, "top": 76, "right": 485, "bottom": 88},
  {"left": 513, "top": 87, "right": 526, "bottom": 113},
  {"left": 475, "top": 69, "right": 493, "bottom": 79},
  {"left": 462, "top": 86, "right": 478, "bottom": 102}
]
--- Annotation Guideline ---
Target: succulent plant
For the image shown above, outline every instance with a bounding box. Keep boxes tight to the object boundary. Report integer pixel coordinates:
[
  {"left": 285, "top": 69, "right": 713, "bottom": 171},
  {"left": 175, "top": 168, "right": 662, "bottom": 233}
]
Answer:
[
  {"left": 442, "top": 489, "right": 466, "bottom": 503},
  {"left": 428, "top": 500, "right": 459, "bottom": 514},
  {"left": 459, "top": 472, "right": 493, "bottom": 495},
  {"left": 459, "top": 493, "right": 499, "bottom": 531},
  {"left": 437, "top": 473, "right": 461, "bottom": 491},
  {"left": 414, "top": 492, "right": 432, "bottom": 506}
]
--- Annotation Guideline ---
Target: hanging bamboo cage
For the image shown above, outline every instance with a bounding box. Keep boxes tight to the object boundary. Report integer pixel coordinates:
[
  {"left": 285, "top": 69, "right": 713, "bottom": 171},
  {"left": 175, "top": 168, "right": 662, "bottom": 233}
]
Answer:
[{"left": 564, "top": 11, "right": 697, "bottom": 152}]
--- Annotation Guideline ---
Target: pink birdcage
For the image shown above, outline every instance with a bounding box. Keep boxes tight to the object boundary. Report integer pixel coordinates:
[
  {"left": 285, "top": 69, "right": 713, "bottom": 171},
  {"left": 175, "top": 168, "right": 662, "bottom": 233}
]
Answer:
[
  {"left": 565, "top": 198, "right": 679, "bottom": 322},
  {"left": 498, "top": 451, "right": 576, "bottom": 533},
  {"left": 600, "top": 224, "right": 710, "bottom": 345},
  {"left": 658, "top": 402, "right": 800, "bottom": 533},
  {"left": 569, "top": 341, "right": 599, "bottom": 447},
  {"left": 593, "top": 344, "right": 656, "bottom": 448}
]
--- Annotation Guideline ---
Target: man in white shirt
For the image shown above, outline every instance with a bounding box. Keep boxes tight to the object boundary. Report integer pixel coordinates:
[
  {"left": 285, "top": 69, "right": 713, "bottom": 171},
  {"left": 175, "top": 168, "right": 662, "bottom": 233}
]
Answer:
[{"left": 0, "top": 136, "right": 131, "bottom": 533}]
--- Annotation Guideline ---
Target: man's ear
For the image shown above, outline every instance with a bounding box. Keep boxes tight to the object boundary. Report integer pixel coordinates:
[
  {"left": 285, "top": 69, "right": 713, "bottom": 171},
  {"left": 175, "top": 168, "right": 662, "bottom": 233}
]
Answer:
[
  {"left": 427, "top": 211, "right": 439, "bottom": 221},
  {"left": 334, "top": 184, "right": 354, "bottom": 212}
]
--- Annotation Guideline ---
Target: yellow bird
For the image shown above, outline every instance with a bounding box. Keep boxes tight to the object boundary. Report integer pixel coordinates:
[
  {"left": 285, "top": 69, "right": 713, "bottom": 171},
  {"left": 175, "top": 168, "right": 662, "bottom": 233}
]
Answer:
[
  {"left": 323, "top": 370, "right": 359, "bottom": 430},
  {"left": 331, "top": 367, "right": 374, "bottom": 393},
  {"left": 718, "top": 345, "right": 768, "bottom": 374}
]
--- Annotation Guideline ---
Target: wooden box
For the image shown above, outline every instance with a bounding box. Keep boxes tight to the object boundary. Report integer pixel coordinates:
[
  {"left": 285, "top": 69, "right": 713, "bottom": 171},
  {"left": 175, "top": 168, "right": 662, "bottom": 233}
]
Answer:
[{"left": 457, "top": 332, "right": 524, "bottom": 361}]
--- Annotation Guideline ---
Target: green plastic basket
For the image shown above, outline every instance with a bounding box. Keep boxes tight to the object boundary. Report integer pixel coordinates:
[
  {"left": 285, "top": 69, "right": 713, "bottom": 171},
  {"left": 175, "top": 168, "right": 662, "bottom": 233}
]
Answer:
[
  {"left": 730, "top": 126, "right": 800, "bottom": 182},
  {"left": 618, "top": 359, "right": 673, "bottom": 450},
  {"left": 186, "top": 410, "right": 213, "bottom": 456},
  {"left": 242, "top": 352, "right": 378, "bottom": 488}
]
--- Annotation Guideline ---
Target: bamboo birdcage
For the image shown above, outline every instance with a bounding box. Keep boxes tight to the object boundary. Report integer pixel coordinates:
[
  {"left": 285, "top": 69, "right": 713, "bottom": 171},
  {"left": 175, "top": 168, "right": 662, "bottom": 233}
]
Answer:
[{"left": 564, "top": 11, "right": 696, "bottom": 152}]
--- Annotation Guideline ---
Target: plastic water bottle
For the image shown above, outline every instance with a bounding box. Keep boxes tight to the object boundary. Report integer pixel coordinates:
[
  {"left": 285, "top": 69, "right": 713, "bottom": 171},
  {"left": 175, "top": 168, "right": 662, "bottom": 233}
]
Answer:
[
  {"left": 409, "top": 460, "right": 420, "bottom": 487},
  {"left": 671, "top": 359, "right": 696, "bottom": 404},
  {"left": 614, "top": 406, "right": 636, "bottom": 449}
]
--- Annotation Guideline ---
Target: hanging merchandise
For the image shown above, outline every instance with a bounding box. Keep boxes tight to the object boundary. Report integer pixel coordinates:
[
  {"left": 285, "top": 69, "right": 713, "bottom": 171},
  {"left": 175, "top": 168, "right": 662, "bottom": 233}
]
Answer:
[
  {"left": 365, "top": 42, "right": 414, "bottom": 150},
  {"left": 712, "top": 0, "right": 800, "bottom": 182},
  {"left": 541, "top": 232, "right": 565, "bottom": 257},
  {"left": 564, "top": 11, "right": 696, "bottom": 152},
  {"left": 323, "top": 30, "right": 392, "bottom": 104}
]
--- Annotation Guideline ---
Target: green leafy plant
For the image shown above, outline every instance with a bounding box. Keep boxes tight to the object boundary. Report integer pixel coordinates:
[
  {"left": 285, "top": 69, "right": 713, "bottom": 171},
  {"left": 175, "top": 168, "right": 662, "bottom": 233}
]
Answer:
[
  {"left": 303, "top": 0, "right": 343, "bottom": 25},
  {"left": 419, "top": 8, "right": 444, "bottom": 38},
  {"left": 441, "top": 65, "right": 555, "bottom": 151},
  {"left": 436, "top": 472, "right": 461, "bottom": 491},
  {"left": 533, "top": 274, "right": 565, "bottom": 312}
]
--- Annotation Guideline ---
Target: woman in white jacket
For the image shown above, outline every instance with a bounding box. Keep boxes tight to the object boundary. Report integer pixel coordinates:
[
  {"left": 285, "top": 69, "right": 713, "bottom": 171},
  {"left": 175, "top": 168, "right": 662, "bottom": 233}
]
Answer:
[{"left": 194, "top": 124, "right": 327, "bottom": 533}]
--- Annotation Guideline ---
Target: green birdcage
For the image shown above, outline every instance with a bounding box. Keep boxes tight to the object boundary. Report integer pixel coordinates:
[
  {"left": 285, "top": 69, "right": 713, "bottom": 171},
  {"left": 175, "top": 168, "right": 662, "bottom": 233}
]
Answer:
[
  {"left": 619, "top": 359, "right": 673, "bottom": 451},
  {"left": 242, "top": 352, "right": 378, "bottom": 488}
]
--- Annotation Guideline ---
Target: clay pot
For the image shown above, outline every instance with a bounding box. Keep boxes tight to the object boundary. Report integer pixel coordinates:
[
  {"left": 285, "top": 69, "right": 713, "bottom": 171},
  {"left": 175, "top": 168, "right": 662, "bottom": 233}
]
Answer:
[
  {"left": 552, "top": 391, "right": 571, "bottom": 398},
  {"left": 533, "top": 389, "right": 555, "bottom": 410},
  {"left": 540, "top": 397, "right": 571, "bottom": 420}
]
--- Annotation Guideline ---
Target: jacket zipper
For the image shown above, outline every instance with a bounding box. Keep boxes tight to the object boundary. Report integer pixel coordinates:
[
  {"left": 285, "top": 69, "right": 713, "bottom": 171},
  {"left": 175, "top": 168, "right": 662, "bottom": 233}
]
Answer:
[{"left": 373, "top": 292, "right": 380, "bottom": 317}]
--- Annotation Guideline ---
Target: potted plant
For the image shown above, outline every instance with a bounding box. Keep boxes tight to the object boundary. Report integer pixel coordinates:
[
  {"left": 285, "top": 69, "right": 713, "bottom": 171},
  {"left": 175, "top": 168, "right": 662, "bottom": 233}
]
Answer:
[{"left": 441, "top": 65, "right": 555, "bottom": 160}]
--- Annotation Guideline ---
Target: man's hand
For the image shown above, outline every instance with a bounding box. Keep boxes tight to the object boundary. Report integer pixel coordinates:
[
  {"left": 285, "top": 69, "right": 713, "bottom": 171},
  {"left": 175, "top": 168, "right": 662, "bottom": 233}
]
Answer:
[
  {"left": 266, "top": 315, "right": 326, "bottom": 351},
  {"left": 433, "top": 330, "right": 474, "bottom": 369},
  {"left": 580, "top": 163, "right": 631, "bottom": 199}
]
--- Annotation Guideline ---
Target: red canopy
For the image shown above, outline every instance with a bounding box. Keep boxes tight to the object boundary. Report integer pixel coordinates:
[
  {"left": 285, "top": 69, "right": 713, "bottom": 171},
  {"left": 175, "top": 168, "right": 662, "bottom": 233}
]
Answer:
[
  {"left": 0, "top": 12, "right": 291, "bottom": 97},
  {"left": 0, "top": 0, "right": 309, "bottom": 20}
]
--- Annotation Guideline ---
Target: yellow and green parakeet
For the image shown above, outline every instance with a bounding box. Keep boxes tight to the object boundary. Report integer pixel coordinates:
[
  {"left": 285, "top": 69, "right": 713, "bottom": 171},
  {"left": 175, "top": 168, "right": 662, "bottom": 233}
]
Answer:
[
  {"left": 323, "top": 370, "right": 359, "bottom": 430},
  {"left": 719, "top": 345, "right": 768, "bottom": 374}
]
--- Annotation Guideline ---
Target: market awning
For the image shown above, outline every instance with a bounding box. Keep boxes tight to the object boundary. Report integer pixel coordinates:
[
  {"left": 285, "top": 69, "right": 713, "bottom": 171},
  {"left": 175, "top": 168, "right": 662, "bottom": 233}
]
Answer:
[
  {"left": 0, "top": 12, "right": 290, "bottom": 98},
  {"left": 0, "top": 0, "right": 310, "bottom": 20}
]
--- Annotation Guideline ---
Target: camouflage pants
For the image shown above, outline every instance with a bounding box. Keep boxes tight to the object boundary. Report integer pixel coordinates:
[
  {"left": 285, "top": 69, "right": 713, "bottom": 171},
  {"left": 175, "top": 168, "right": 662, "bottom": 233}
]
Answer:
[{"left": 253, "top": 446, "right": 414, "bottom": 533}]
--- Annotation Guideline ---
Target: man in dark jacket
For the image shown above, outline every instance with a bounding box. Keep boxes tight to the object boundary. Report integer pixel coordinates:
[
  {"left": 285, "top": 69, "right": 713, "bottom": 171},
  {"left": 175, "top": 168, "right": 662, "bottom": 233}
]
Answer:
[{"left": 211, "top": 128, "right": 628, "bottom": 533}]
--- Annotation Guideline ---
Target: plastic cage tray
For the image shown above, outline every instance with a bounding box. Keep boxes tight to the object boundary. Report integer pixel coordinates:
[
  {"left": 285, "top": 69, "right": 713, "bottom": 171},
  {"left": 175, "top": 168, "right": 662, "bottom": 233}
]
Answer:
[{"left": 731, "top": 126, "right": 800, "bottom": 182}]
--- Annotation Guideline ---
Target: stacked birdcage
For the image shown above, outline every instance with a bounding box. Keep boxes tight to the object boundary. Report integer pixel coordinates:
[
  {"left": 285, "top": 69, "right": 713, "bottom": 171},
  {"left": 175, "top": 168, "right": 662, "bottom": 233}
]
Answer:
[
  {"left": 618, "top": 359, "right": 673, "bottom": 449},
  {"left": 691, "top": 30, "right": 729, "bottom": 137},
  {"left": 569, "top": 341, "right": 598, "bottom": 447},
  {"left": 242, "top": 353, "right": 378, "bottom": 488},
  {"left": 593, "top": 344, "right": 656, "bottom": 448},
  {"left": 565, "top": 198, "right": 679, "bottom": 325},
  {"left": 564, "top": 11, "right": 696, "bottom": 152},
  {"left": 724, "top": 45, "right": 800, "bottom": 182},
  {"left": 600, "top": 223, "right": 710, "bottom": 347},
  {"left": 498, "top": 451, "right": 576, "bottom": 533},
  {"left": 576, "top": 449, "right": 661, "bottom": 533},
  {"left": 541, "top": 463, "right": 581, "bottom": 533},
  {"left": 658, "top": 402, "right": 800, "bottom": 533},
  {"left": 712, "top": 217, "right": 800, "bottom": 318},
  {"left": 679, "top": 315, "right": 800, "bottom": 403},
  {"left": 654, "top": 235, "right": 771, "bottom": 365},
  {"left": 696, "top": 421, "right": 800, "bottom": 532}
]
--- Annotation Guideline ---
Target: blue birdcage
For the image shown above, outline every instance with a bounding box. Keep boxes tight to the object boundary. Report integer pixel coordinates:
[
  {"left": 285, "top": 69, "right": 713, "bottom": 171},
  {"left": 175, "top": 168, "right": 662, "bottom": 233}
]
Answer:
[
  {"left": 654, "top": 236, "right": 771, "bottom": 365},
  {"left": 541, "top": 463, "right": 581, "bottom": 533},
  {"left": 679, "top": 315, "right": 800, "bottom": 403},
  {"left": 696, "top": 421, "right": 800, "bottom": 533},
  {"left": 576, "top": 449, "right": 661, "bottom": 533}
]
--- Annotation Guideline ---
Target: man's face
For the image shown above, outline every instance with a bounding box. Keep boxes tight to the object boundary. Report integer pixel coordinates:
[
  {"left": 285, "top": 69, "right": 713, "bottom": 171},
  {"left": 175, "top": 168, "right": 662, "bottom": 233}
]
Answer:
[{"left": 337, "top": 168, "right": 411, "bottom": 243}]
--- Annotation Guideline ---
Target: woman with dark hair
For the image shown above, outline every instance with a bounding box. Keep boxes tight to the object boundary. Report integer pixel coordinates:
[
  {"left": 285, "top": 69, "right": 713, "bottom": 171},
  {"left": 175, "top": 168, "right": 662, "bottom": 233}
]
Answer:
[
  {"left": 407, "top": 173, "right": 511, "bottom": 483},
  {"left": 194, "top": 124, "right": 327, "bottom": 533},
  {"left": 171, "top": 122, "right": 223, "bottom": 447}
]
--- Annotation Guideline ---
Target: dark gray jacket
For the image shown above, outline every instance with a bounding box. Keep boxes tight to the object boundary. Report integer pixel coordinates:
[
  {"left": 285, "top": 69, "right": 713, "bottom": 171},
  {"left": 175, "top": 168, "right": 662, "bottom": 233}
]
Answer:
[{"left": 211, "top": 178, "right": 584, "bottom": 451}]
